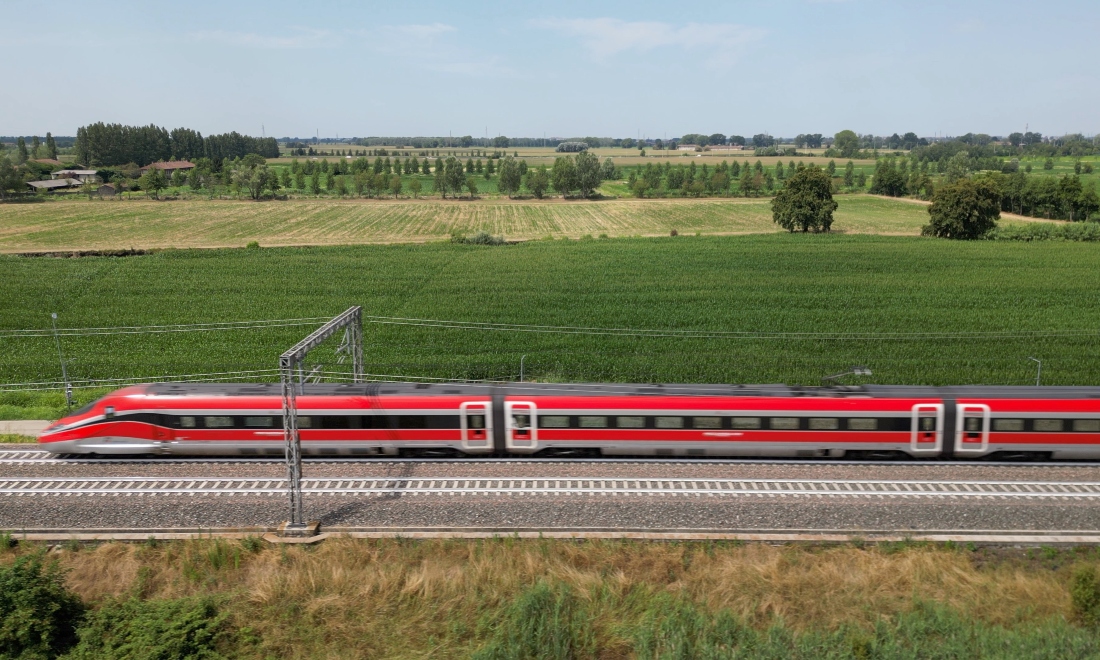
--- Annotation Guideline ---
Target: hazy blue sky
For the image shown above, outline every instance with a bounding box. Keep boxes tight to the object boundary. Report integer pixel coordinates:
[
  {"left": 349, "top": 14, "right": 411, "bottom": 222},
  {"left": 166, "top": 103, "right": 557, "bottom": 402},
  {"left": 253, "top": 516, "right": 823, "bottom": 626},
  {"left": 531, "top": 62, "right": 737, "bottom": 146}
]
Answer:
[{"left": 4, "top": 0, "right": 1097, "bottom": 139}]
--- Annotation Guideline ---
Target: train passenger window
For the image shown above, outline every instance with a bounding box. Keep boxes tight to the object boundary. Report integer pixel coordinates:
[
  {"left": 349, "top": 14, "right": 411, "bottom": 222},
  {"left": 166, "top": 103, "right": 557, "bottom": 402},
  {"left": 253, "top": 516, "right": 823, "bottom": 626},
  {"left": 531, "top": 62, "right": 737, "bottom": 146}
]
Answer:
[
  {"left": 616, "top": 416, "right": 646, "bottom": 428},
  {"left": 179, "top": 416, "right": 196, "bottom": 428},
  {"left": 468, "top": 415, "right": 486, "bottom": 429},
  {"left": 204, "top": 416, "right": 234, "bottom": 428},
  {"left": 964, "top": 417, "right": 982, "bottom": 432},
  {"left": 399, "top": 416, "right": 429, "bottom": 429},
  {"left": 298, "top": 417, "right": 312, "bottom": 428},
  {"left": 1074, "top": 420, "right": 1100, "bottom": 433},
  {"left": 1034, "top": 419, "right": 1064, "bottom": 432},
  {"left": 245, "top": 416, "right": 274, "bottom": 427},
  {"left": 579, "top": 416, "right": 608, "bottom": 428},
  {"left": 770, "top": 417, "right": 799, "bottom": 430},
  {"left": 513, "top": 415, "right": 531, "bottom": 429},
  {"left": 847, "top": 418, "right": 878, "bottom": 431},
  {"left": 992, "top": 419, "right": 1024, "bottom": 432},
  {"left": 808, "top": 418, "right": 839, "bottom": 430},
  {"left": 539, "top": 416, "right": 569, "bottom": 428},
  {"left": 319, "top": 416, "right": 351, "bottom": 429},
  {"left": 692, "top": 417, "right": 722, "bottom": 429},
  {"left": 920, "top": 417, "right": 936, "bottom": 432},
  {"left": 732, "top": 417, "right": 761, "bottom": 429},
  {"left": 655, "top": 417, "right": 684, "bottom": 429}
]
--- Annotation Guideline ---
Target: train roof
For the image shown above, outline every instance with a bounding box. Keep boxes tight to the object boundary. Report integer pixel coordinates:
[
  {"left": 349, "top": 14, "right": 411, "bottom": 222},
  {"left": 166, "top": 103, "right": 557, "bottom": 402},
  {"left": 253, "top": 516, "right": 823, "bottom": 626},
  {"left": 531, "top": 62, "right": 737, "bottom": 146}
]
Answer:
[{"left": 139, "top": 382, "right": 1100, "bottom": 399}]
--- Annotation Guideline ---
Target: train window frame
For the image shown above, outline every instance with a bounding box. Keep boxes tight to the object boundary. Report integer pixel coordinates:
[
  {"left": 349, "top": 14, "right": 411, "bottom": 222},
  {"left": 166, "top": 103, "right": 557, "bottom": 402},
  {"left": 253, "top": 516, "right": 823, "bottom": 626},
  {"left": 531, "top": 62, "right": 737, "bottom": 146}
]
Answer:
[
  {"left": 1034, "top": 419, "right": 1064, "bottom": 432},
  {"left": 731, "top": 417, "right": 762, "bottom": 429},
  {"left": 692, "top": 416, "right": 722, "bottom": 429},
  {"left": 203, "top": 416, "right": 234, "bottom": 428},
  {"left": 1073, "top": 419, "right": 1100, "bottom": 433},
  {"left": 992, "top": 419, "right": 1025, "bottom": 432},
  {"left": 808, "top": 418, "right": 839, "bottom": 430},
  {"left": 538, "top": 415, "right": 569, "bottom": 428},
  {"left": 655, "top": 416, "right": 684, "bottom": 429},
  {"left": 615, "top": 416, "right": 646, "bottom": 428},
  {"left": 847, "top": 418, "right": 878, "bottom": 431},
  {"left": 579, "top": 416, "right": 608, "bottom": 428},
  {"left": 770, "top": 417, "right": 800, "bottom": 430},
  {"left": 245, "top": 416, "right": 274, "bottom": 428}
]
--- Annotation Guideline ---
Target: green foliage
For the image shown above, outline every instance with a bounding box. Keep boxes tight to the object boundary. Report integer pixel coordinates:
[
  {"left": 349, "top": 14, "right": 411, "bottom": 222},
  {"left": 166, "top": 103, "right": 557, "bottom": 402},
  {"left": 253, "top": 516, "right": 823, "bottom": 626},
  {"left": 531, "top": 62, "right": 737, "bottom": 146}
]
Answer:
[
  {"left": 990, "top": 222, "right": 1100, "bottom": 242},
  {"left": 771, "top": 166, "right": 838, "bottom": 232},
  {"left": 834, "top": 130, "right": 860, "bottom": 159},
  {"left": 1072, "top": 565, "right": 1100, "bottom": 626},
  {"left": 470, "top": 582, "right": 596, "bottom": 660},
  {"left": 65, "top": 597, "right": 231, "bottom": 660},
  {"left": 0, "top": 553, "right": 84, "bottom": 659},
  {"left": 923, "top": 178, "right": 1001, "bottom": 239},
  {"left": 451, "top": 231, "right": 506, "bottom": 246},
  {"left": 525, "top": 166, "right": 549, "bottom": 199}
]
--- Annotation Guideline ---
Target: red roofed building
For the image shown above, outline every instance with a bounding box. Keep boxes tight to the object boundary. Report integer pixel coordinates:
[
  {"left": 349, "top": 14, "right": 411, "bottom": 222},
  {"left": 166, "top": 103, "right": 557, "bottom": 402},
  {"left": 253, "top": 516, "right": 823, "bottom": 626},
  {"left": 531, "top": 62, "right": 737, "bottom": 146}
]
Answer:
[{"left": 140, "top": 160, "right": 196, "bottom": 178}]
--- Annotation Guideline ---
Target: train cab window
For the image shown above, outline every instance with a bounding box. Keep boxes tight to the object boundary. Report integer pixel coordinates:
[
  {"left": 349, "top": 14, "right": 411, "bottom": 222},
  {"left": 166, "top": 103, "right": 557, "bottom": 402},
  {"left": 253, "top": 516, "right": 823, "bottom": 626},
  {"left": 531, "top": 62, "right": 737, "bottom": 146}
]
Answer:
[
  {"left": 615, "top": 416, "right": 646, "bottom": 428},
  {"left": 1074, "top": 420, "right": 1100, "bottom": 433},
  {"left": 179, "top": 416, "right": 196, "bottom": 428},
  {"left": 539, "top": 416, "right": 569, "bottom": 428},
  {"left": 1034, "top": 419, "right": 1064, "bottom": 432},
  {"left": 655, "top": 416, "right": 684, "bottom": 429},
  {"left": 993, "top": 419, "right": 1025, "bottom": 432},
  {"left": 692, "top": 417, "right": 722, "bottom": 429},
  {"left": 808, "top": 418, "right": 839, "bottom": 430},
  {"left": 770, "top": 417, "right": 800, "bottom": 430},
  {"left": 847, "top": 418, "right": 878, "bottom": 431},
  {"left": 245, "top": 416, "right": 274, "bottom": 428},
  {"left": 732, "top": 417, "right": 762, "bottom": 429},
  {"left": 204, "top": 416, "right": 234, "bottom": 428},
  {"left": 579, "top": 416, "right": 608, "bottom": 428}
]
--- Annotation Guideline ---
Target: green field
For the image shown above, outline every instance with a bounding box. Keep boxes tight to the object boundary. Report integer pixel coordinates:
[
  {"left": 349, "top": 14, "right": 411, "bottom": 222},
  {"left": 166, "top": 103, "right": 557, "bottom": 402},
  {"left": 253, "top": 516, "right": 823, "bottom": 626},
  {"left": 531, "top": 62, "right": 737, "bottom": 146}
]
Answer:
[
  {"left": 3, "top": 235, "right": 1100, "bottom": 414},
  {"left": 0, "top": 195, "right": 937, "bottom": 252}
]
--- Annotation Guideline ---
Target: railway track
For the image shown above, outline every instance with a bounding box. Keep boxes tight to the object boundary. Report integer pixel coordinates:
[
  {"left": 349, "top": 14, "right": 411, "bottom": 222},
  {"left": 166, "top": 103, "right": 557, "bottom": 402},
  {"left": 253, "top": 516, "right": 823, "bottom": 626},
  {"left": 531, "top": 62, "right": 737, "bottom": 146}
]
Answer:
[
  {"left": 4, "top": 476, "right": 1100, "bottom": 499},
  {"left": 3, "top": 450, "right": 1099, "bottom": 468}
]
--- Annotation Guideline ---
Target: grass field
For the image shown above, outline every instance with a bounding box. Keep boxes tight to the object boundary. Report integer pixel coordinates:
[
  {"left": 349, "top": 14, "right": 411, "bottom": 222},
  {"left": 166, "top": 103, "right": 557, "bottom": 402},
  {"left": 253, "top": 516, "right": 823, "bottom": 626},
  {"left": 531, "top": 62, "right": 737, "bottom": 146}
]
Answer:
[
  {"left": 3, "top": 234, "right": 1100, "bottom": 418},
  {"left": 3, "top": 538, "right": 1099, "bottom": 658},
  {"left": 0, "top": 195, "right": 938, "bottom": 252}
]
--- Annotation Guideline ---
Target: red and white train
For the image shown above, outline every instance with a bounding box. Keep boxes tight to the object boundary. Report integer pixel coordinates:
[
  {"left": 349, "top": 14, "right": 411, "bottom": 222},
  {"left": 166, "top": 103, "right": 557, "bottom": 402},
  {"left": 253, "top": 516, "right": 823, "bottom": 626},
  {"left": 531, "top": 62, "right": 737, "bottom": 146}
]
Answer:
[{"left": 36, "top": 381, "right": 1100, "bottom": 460}]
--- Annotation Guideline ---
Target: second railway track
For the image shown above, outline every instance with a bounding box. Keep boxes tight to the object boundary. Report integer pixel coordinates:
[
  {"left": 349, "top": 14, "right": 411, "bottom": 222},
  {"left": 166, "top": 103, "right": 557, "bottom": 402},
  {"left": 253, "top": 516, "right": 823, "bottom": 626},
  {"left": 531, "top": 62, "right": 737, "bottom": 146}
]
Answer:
[{"left": 5, "top": 476, "right": 1100, "bottom": 499}]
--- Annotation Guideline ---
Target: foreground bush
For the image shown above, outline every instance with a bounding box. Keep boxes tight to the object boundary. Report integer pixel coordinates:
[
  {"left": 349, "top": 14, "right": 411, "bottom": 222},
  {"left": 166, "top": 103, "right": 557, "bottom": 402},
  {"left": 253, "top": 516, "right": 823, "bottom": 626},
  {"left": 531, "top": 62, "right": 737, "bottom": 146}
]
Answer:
[
  {"left": 0, "top": 553, "right": 83, "bottom": 660},
  {"left": 65, "top": 596, "right": 231, "bottom": 660}
]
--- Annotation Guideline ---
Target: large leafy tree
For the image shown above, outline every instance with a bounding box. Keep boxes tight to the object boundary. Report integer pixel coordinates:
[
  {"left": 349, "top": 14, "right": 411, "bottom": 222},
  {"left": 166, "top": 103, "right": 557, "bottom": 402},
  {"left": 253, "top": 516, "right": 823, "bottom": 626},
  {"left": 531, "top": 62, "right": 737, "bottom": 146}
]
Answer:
[
  {"left": 922, "top": 178, "right": 1000, "bottom": 239},
  {"left": 525, "top": 166, "right": 549, "bottom": 199},
  {"left": 574, "top": 151, "right": 601, "bottom": 197},
  {"left": 138, "top": 166, "right": 167, "bottom": 199},
  {"left": 498, "top": 157, "right": 522, "bottom": 198},
  {"left": 550, "top": 157, "right": 577, "bottom": 198},
  {"left": 771, "top": 165, "right": 838, "bottom": 233},
  {"left": 833, "top": 130, "right": 860, "bottom": 159}
]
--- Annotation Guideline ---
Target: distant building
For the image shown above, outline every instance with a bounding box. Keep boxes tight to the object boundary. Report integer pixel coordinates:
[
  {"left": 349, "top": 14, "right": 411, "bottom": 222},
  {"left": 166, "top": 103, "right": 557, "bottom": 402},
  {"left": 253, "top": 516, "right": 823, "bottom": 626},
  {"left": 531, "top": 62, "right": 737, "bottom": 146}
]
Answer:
[
  {"left": 28, "top": 179, "right": 80, "bottom": 191},
  {"left": 140, "top": 160, "right": 195, "bottom": 178},
  {"left": 52, "top": 169, "right": 98, "bottom": 183}
]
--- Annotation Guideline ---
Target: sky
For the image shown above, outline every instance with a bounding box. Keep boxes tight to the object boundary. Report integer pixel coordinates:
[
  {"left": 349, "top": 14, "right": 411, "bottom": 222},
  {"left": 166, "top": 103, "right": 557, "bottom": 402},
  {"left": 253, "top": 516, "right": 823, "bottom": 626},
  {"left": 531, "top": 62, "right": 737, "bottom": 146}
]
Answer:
[{"left": 3, "top": 0, "right": 1098, "bottom": 140}]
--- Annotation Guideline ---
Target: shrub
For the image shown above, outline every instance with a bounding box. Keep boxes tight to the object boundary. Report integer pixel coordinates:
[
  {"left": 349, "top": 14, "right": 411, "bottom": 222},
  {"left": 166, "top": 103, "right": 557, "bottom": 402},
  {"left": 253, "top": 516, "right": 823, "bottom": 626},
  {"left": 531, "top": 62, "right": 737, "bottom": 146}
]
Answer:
[
  {"left": 471, "top": 582, "right": 596, "bottom": 660},
  {"left": 66, "top": 596, "right": 231, "bottom": 660},
  {"left": 0, "top": 553, "right": 84, "bottom": 659},
  {"left": 922, "top": 178, "right": 1000, "bottom": 239},
  {"left": 990, "top": 222, "right": 1100, "bottom": 242},
  {"left": 451, "top": 231, "right": 505, "bottom": 246},
  {"left": 1073, "top": 565, "right": 1100, "bottom": 625}
]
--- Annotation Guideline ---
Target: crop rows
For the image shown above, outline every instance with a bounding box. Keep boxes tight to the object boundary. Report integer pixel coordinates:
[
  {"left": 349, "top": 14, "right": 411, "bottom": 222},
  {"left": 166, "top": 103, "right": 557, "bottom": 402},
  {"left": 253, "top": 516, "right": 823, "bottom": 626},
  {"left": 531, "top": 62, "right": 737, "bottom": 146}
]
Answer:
[
  {"left": 2, "top": 235, "right": 1099, "bottom": 396},
  {"left": 0, "top": 196, "right": 932, "bottom": 252}
]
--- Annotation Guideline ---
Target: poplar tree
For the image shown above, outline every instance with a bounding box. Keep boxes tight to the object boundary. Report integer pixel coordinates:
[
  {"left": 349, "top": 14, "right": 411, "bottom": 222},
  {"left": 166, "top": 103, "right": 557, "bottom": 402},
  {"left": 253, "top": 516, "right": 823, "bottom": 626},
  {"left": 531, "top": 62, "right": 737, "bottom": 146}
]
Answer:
[
  {"left": 45, "top": 133, "right": 57, "bottom": 159},
  {"left": 844, "top": 161, "right": 855, "bottom": 187},
  {"left": 31, "top": 136, "right": 40, "bottom": 159},
  {"left": 16, "top": 137, "right": 27, "bottom": 164}
]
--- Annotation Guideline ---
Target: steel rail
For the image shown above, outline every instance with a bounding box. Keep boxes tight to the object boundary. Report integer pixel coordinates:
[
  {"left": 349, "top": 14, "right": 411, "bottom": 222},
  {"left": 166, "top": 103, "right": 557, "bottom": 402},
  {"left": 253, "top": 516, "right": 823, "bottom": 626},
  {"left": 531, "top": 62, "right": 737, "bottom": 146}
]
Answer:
[
  {"left": 4, "top": 476, "right": 1100, "bottom": 498},
  {"left": 4, "top": 450, "right": 1100, "bottom": 468}
]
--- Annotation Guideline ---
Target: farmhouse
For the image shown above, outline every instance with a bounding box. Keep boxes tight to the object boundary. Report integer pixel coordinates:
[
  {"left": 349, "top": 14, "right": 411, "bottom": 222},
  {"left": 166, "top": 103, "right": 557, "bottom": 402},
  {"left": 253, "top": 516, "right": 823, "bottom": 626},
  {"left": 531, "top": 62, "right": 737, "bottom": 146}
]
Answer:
[
  {"left": 140, "top": 160, "right": 195, "bottom": 178},
  {"left": 27, "top": 179, "right": 80, "bottom": 191},
  {"left": 52, "top": 169, "right": 98, "bottom": 182}
]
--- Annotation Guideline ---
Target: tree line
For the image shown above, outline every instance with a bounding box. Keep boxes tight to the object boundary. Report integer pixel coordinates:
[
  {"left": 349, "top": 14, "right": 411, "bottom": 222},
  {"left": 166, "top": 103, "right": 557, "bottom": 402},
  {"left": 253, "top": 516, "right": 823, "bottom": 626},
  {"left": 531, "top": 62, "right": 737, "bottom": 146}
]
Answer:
[{"left": 73, "top": 123, "right": 279, "bottom": 167}]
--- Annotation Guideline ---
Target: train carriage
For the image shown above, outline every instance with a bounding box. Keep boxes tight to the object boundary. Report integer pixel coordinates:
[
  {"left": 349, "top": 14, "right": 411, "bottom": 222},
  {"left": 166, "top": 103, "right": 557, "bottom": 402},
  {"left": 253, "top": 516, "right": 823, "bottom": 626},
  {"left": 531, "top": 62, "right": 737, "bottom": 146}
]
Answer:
[{"left": 36, "top": 382, "right": 1100, "bottom": 460}]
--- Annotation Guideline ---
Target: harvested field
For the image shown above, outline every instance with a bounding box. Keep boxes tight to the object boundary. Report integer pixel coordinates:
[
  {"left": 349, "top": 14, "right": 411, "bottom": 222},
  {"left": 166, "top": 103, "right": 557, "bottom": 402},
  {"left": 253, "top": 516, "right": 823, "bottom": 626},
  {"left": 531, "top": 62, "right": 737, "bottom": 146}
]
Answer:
[{"left": 0, "top": 195, "right": 931, "bottom": 252}]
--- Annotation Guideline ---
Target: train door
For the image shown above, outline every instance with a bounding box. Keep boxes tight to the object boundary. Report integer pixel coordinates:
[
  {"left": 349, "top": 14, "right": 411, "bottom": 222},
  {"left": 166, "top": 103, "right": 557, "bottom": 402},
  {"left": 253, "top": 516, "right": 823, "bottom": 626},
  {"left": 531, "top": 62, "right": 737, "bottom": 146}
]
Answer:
[
  {"left": 505, "top": 401, "right": 538, "bottom": 453},
  {"left": 460, "top": 402, "right": 492, "bottom": 452},
  {"left": 954, "top": 404, "right": 990, "bottom": 456},
  {"left": 910, "top": 404, "right": 944, "bottom": 455}
]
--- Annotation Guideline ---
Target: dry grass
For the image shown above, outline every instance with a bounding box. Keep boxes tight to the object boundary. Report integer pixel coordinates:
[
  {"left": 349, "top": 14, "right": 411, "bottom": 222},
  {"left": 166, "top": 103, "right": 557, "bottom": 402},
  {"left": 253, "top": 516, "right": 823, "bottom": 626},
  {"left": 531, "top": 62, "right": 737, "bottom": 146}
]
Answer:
[
  {"left": 25, "top": 538, "right": 1078, "bottom": 658},
  {"left": 0, "top": 195, "right": 930, "bottom": 252}
]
